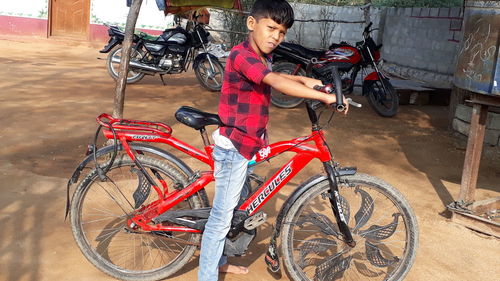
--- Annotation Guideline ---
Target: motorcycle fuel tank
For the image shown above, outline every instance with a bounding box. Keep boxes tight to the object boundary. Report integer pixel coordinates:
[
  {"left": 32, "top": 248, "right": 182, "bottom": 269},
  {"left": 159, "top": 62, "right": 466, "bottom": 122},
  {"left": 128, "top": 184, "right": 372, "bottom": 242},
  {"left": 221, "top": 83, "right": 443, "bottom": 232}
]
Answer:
[
  {"left": 321, "top": 46, "right": 361, "bottom": 64},
  {"left": 160, "top": 27, "right": 188, "bottom": 45}
]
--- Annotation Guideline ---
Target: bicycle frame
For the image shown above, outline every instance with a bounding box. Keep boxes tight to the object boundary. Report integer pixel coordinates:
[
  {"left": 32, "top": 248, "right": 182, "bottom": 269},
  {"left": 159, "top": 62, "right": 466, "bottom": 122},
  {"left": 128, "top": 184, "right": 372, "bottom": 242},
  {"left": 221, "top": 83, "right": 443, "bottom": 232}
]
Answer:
[{"left": 97, "top": 113, "right": 333, "bottom": 234}]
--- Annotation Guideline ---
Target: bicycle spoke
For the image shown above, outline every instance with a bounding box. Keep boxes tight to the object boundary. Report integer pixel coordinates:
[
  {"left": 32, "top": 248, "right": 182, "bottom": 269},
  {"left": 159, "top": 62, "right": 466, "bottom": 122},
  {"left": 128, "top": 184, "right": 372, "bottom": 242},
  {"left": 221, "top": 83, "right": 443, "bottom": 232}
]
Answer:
[
  {"left": 365, "top": 241, "right": 399, "bottom": 267},
  {"left": 284, "top": 176, "right": 416, "bottom": 281},
  {"left": 353, "top": 187, "right": 374, "bottom": 231},
  {"left": 359, "top": 214, "right": 401, "bottom": 240},
  {"left": 72, "top": 155, "right": 203, "bottom": 278}
]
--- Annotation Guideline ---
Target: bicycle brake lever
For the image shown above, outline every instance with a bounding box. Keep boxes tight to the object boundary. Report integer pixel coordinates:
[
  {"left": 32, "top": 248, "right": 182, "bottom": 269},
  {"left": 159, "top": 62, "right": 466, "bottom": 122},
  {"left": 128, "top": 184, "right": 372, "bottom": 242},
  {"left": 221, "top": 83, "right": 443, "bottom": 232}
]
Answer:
[{"left": 346, "top": 98, "right": 362, "bottom": 108}]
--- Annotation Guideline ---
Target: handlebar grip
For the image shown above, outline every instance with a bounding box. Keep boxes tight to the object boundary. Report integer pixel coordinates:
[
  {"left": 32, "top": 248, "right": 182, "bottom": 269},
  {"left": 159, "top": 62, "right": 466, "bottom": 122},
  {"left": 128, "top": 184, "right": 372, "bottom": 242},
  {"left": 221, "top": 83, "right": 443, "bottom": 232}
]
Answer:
[
  {"left": 364, "top": 22, "right": 373, "bottom": 33},
  {"left": 330, "top": 66, "right": 345, "bottom": 112}
]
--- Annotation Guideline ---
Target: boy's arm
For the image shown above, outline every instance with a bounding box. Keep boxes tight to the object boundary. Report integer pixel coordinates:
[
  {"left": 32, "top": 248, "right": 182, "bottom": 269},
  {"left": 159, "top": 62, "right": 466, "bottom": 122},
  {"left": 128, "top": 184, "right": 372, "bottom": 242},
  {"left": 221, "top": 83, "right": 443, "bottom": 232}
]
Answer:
[
  {"left": 276, "top": 72, "right": 323, "bottom": 89},
  {"left": 264, "top": 72, "right": 336, "bottom": 104}
]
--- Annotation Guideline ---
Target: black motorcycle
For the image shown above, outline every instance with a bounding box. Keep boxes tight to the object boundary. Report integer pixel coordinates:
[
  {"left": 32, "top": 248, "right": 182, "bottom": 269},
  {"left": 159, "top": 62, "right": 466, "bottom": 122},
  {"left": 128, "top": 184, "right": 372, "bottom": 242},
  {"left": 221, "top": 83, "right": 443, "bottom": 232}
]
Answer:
[
  {"left": 271, "top": 22, "right": 399, "bottom": 117},
  {"left": 100, "top": 23, "right": 224, "bottom": 91}
]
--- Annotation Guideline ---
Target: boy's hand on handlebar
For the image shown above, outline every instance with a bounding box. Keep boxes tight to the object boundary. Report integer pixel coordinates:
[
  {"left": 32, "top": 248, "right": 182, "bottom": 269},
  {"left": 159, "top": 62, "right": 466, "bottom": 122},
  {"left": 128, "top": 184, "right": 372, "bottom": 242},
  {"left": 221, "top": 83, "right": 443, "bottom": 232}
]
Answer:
[
  {"left": 314, "top": 84, "right": 349, "bottom": 114},
  {"left": 303, "top": 77, "right": 324, "bottom": 89}
]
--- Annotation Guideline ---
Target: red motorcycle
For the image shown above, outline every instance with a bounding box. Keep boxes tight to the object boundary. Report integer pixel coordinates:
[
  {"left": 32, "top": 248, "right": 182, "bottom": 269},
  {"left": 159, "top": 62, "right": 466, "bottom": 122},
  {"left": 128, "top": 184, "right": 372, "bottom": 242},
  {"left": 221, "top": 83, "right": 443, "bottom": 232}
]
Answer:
[{"left": 272, "top": 22, "right": 399, "bottom": 117}]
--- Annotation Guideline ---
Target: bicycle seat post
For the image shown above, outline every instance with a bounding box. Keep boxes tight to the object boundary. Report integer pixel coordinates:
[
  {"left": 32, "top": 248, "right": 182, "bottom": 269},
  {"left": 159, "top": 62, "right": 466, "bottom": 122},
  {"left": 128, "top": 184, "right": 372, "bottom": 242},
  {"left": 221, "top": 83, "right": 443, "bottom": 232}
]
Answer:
[
  {"left": 199, "top": 127, "right": 211, "bottom": 147},
  {"left": 305, "top": 101, "right": 319, "bottom": 130}
]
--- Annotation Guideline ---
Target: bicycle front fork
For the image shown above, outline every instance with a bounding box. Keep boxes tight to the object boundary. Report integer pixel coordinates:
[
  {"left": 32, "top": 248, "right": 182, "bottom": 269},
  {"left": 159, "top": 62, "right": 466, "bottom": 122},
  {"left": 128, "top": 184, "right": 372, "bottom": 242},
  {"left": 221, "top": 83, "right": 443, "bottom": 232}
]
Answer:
[{"left": 323, "top": 162, "right": 356, "bottom": 247}]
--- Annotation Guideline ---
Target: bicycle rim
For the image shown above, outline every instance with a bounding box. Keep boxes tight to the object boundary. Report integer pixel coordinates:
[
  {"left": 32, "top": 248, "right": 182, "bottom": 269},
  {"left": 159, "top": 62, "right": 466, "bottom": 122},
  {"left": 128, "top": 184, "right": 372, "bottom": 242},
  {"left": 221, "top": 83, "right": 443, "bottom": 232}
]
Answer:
[
  {"left": 195, "top": 58, "right": 223, "bottom": 91},
  {"left": 282, "top": 174, "right": 418, "bottom": 281},
  {"left": 71, "top": 155, "right": 201, "bottom": 280},
  {"left": 109, "top": 47, "right": 144, "bottom": 81}
]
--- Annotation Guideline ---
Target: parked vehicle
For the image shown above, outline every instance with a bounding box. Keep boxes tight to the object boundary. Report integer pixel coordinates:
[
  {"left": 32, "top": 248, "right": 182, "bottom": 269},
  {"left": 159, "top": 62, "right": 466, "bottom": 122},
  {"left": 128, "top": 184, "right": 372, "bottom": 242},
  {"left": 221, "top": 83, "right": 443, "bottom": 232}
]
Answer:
[
  {"left": 100, "top": 23, "right": 224, "bottom": 91},
  {"left": 272, "top": 22, "right": 399, "bottom": 117}
]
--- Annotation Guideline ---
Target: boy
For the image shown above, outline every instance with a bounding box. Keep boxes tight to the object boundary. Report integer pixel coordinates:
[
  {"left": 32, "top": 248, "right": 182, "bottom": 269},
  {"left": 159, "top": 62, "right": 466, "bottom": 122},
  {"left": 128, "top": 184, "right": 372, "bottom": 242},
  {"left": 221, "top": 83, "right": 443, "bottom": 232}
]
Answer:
[{"left": 198, "top": 1, "right": 345, "bottom": 280}]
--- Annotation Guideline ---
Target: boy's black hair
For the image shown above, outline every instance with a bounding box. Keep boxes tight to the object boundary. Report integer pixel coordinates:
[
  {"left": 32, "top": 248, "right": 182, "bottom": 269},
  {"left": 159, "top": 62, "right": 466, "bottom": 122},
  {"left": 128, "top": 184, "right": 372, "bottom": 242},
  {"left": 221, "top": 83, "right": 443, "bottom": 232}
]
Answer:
[{"left": 250, "top": 0, "right": 294, "bottom": 29}]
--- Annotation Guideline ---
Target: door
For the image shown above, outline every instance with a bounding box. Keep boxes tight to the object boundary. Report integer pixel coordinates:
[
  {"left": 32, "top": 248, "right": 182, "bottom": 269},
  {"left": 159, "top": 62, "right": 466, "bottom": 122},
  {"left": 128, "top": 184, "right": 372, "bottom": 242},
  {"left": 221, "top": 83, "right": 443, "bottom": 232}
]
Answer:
[{"left": 50, "top": 0, "right": 90, "bottom": 38}]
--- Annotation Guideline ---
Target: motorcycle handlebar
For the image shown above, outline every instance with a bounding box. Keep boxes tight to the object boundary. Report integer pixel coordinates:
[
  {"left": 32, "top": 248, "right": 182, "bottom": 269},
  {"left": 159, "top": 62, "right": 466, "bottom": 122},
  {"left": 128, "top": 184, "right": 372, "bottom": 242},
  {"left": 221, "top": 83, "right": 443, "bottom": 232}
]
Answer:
[{"left": 364, "top": 22, "right": 373, "bottom": 34}]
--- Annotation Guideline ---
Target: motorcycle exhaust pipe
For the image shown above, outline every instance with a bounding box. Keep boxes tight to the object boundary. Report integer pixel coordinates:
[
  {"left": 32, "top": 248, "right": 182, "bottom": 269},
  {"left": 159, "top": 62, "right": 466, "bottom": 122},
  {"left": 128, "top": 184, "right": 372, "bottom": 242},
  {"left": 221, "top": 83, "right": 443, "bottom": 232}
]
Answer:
[{"left": 111, "top": 57, "right": 162, "bottom": 72}]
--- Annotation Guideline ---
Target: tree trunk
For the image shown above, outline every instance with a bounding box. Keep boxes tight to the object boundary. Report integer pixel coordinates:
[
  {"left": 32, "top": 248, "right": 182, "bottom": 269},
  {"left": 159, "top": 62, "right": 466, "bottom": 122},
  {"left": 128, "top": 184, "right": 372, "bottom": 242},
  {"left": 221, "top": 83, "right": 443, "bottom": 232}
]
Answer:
[{"left": 112, "top": 0, "right": 143, "bottom": 119}]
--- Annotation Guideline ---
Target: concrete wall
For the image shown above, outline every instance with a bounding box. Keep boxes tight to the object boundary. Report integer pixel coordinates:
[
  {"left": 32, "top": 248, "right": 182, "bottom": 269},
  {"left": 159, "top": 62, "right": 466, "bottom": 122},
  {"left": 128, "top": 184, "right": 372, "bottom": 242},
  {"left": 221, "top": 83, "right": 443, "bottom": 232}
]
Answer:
[
  {"left": 213, "top": 5, "right": 465, "bottom": 88},
  {"left": 382, "top": 7, "right": 464, "bottom": 87},
  {"left": 0, "top": 0, "right": 49, "bottom": 36},
  {"left": 453, "top": 104, "right": 500, "bottom": 146},
  {"left": 286, "top": 4, "right": 383, "bottom": 49},
  {"left": 285, "top": 5, "right": 464, "bottom": 87}
]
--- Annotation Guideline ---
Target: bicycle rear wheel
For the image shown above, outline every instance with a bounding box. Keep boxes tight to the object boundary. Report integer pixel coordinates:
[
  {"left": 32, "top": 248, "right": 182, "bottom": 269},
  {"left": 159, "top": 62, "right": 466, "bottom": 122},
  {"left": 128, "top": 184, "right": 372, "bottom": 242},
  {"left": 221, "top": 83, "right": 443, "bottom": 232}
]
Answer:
[
  {"left": 281, "top": 173, "right": 418, "bottom": 281},
  {"left": 70, "top": 155, "right": 201, "bottom": 281}
]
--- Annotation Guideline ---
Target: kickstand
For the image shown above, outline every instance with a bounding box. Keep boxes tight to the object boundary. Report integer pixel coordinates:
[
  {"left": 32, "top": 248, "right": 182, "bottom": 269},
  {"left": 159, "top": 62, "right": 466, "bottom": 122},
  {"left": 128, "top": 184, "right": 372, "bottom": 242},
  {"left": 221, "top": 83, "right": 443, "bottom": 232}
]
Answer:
[{"left": 160, "top": 74, "right": 166, "bottom": 86}]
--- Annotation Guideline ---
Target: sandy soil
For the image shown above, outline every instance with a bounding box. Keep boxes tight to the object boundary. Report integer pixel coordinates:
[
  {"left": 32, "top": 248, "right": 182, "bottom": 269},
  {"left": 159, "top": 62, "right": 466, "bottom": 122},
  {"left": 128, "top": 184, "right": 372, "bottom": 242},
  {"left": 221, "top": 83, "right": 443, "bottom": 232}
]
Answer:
[{"left": 0, "top": 38, "right": 499, "bottom": 281}]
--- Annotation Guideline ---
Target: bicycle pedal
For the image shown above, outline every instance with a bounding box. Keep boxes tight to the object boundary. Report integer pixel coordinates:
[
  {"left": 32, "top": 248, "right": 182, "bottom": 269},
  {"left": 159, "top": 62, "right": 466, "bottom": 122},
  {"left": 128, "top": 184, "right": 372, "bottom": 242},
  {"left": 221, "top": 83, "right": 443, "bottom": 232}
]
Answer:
[{"left": 244, "top": 212, "right": 267, "bottom": 230}]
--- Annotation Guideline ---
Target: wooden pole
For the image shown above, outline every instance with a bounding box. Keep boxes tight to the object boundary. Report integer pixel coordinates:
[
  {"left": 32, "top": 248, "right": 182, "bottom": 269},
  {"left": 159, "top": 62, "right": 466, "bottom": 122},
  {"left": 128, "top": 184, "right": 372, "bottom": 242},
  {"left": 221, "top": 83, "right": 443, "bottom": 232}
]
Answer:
[
  {"left": 112, "top": 0, "right": 143, "bottom": 119},
  {"left": 459, "top": 95, "right": 488, "bottom": 205}
]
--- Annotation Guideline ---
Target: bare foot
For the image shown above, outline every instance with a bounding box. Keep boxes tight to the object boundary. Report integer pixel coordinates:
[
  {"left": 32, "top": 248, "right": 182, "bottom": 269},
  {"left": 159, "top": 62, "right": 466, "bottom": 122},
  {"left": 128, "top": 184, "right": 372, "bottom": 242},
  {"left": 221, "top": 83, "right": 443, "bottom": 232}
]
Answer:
[{"left": 219, "top": 264, "right": 249, "bottom": 275}]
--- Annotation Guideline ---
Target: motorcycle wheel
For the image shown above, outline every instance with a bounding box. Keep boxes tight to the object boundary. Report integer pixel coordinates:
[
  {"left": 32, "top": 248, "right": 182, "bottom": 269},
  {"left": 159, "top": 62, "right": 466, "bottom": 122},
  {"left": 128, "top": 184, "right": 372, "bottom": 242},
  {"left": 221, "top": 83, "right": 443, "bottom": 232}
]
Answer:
[
  {"left": 271, "top": 62, "right": 306, "bottom": 108},
  {"left": 194, "top": 57, "right": 224, "bottom": 92},
  {"left": 107, "top": 46, "right": 146, "bottom": 84},
  {"left": 364, "top": 78, "right": 399, "bottom": 117}
]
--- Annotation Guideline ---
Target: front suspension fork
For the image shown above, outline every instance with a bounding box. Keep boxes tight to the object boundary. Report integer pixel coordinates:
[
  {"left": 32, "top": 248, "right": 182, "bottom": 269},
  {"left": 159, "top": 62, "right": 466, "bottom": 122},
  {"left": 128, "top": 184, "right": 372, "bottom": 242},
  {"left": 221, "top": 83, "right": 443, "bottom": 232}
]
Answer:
[{"left": 323, "top": 162, "right": 356, "bottom": 247}]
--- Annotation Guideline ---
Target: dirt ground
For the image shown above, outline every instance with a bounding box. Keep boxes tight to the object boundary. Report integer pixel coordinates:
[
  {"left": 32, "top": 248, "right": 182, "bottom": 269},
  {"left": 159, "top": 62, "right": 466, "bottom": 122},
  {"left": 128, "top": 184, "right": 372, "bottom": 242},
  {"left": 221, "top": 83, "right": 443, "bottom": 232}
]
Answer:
[{"left": 0, "top": 37, "right": 499, "bottom": 281}]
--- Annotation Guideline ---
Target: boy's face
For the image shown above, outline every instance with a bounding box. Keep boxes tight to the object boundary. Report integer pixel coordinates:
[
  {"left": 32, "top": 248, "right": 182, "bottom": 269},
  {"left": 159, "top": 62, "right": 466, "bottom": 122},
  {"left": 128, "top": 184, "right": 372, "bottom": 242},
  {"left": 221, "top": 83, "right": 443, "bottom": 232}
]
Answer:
[{"left": 247, "top": 16, "right": 287, "bottom": 55}]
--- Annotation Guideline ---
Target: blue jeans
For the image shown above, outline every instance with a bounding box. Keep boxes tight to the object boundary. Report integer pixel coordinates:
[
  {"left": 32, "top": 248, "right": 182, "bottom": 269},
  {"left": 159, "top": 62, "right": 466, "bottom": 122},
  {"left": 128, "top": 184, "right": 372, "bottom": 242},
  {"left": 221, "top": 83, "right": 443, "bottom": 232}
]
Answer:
[{"left": 198, "top": 146, "right": 249, "bottom": 281}]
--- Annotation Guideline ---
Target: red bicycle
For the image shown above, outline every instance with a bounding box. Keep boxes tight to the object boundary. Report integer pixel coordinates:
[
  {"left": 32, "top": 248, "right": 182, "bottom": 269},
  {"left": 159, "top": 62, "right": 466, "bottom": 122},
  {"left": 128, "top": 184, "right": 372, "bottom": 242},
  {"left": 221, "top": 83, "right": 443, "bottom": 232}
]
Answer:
[{"left": 67, "top": 85, "right": 418, "bottom": 281}]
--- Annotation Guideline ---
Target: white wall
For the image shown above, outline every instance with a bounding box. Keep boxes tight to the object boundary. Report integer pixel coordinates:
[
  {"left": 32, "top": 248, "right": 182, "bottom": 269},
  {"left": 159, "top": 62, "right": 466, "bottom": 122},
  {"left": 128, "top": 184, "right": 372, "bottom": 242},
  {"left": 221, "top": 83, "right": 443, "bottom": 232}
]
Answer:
[
  {"left": 0, "top": 0, "right": 174, "bottom": 29},
  {"left": 90, "top": 0, "right": 175, "bottom": 29},
  {"left": 0, "top": 0, "right": 49, "bottom": 19}
]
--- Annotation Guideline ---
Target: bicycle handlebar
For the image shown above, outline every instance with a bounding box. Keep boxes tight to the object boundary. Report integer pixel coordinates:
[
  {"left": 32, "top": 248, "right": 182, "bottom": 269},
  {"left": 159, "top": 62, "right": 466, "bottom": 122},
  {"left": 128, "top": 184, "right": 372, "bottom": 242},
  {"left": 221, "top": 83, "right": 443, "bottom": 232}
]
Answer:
[
  {"left": 331, "top": 66, "right": 345, "bottom": 112},
  {"left": 313, "top": 66, "right": 352, "bottom": 112}
]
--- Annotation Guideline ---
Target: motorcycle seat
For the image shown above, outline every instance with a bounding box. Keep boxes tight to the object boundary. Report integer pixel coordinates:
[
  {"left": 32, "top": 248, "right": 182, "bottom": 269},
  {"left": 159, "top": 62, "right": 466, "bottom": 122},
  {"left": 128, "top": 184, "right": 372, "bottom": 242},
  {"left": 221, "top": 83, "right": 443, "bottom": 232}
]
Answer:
[
  {"left": 329, "top": 42, "right": 352, "bottom": 50},
  {"left": 279, "top": 42, "right": 324, "bottom": 60},
  {"left": 175, "top": 106, "right": 224, "bottom": 130}
]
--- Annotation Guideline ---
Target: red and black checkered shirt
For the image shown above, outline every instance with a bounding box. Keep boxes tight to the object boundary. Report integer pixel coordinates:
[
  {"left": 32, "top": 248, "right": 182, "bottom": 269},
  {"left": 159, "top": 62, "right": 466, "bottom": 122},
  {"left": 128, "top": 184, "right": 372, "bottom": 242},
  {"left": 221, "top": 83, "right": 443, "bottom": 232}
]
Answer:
[{"left": 218, "top": 40, "right": 272, "bottom": 159}]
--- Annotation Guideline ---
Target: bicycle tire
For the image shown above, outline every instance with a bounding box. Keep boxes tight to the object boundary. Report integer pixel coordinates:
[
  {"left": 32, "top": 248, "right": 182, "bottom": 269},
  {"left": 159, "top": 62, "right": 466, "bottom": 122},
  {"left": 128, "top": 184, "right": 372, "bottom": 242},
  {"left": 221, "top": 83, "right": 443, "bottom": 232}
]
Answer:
[
  {"left": 281, "top": 173, "right": 418, "bottom": 281},
  {"left": 70, "top": 155, "right": 202, "bottom": 281}
]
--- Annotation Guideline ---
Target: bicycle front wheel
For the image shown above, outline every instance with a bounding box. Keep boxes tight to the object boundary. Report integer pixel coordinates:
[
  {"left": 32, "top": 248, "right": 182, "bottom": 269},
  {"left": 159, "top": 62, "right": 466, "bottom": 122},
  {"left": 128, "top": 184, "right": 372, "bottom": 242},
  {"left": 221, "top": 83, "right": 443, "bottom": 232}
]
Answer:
[
  {"left": 281, "top": 173, "right": 418, "bottom": 281},
  {"left": 70, "top": 155, "right": 201, "bottom": 281}
]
